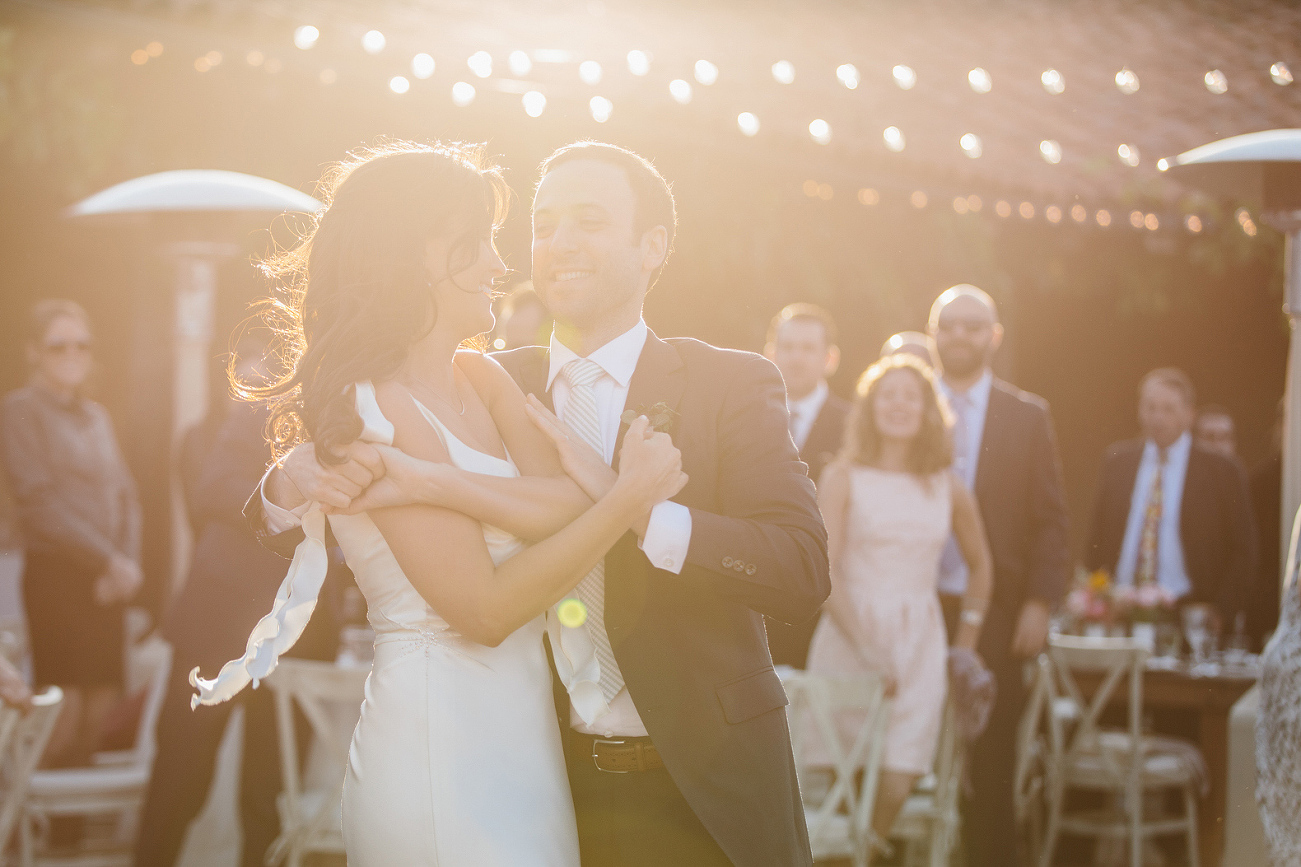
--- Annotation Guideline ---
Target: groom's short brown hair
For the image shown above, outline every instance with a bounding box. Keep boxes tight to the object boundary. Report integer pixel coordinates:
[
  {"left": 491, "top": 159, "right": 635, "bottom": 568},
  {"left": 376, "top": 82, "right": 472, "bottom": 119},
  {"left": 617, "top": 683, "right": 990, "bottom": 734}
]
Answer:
[{"left": 537, "top": 142, "right": 677, "bottom": 287}]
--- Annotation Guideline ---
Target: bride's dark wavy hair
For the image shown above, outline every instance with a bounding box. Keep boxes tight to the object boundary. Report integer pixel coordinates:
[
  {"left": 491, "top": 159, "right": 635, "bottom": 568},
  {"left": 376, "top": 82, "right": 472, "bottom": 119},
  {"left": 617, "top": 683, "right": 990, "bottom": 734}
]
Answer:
[{"left": 234, "top": 140, "right": 509, "bottom": 462}]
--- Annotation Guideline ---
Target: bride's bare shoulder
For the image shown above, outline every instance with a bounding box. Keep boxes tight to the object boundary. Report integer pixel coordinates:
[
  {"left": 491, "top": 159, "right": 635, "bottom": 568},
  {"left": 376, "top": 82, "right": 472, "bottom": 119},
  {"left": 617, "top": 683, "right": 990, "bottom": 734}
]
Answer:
[
  {"left": 370, "top": 379, "right": 451, "bottom": 462},
  {"left": 455, "top": 350, "right": 520, "bottom": 404}
]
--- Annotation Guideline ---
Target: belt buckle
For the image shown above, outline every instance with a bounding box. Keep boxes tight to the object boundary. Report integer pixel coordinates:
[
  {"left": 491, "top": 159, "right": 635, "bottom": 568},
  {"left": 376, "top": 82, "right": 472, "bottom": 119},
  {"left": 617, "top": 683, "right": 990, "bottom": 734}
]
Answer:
[{"left": 591, "top": 737, "right": 632, "bottom": 774}]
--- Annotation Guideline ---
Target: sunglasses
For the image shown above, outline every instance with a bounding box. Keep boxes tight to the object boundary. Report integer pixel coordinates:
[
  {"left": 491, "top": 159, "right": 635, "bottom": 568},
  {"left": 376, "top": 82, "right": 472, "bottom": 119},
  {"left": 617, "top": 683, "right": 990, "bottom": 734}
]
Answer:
[{"left": 42, "top": 340, "right": 92, "bottom": 355}]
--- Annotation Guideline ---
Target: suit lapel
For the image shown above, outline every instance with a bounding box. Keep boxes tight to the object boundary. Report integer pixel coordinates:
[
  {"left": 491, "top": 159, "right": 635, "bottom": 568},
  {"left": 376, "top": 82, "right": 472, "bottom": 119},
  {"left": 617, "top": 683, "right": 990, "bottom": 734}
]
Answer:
[
  {"left": 973, "top": 382, "right": 1011, "bottom": 503},
  {"left": 611, "top": 330, "right": 686, "bottom": 469},
  {"left": 516, "top": 346, "right": 554, "bottom": 412}
]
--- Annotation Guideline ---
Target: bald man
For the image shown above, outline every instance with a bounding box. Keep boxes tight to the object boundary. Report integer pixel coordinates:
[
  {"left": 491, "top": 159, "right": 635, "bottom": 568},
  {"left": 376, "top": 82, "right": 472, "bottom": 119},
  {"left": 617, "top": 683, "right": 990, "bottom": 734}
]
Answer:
[{"left": 928, "top": 285, "right": 1070, "bottom": 867}]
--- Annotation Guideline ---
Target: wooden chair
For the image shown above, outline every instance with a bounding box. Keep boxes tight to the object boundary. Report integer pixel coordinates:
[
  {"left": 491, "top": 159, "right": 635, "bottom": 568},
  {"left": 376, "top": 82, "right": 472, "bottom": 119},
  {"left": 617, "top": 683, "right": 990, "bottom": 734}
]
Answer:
[
  {"left": 262, "top": 659, "right": 368, "bottom": 867},
  {"left": 891, "top": 699, "right": 965, "bottom": 867},
  {"left": 1013, "top": 655, "right": 1060, "bottom": 865},
  {"left": 783, "top": 670, "right": 890, "bottom": 867},
  {"left": 21, "top": 643, "right": 170, "bottom": 867},
  {"left": 1039, "top": 634, "right": 1201, "bottom": 867},
  {"left": 0, "top": 688, "right": 62, "bottom": 858}
]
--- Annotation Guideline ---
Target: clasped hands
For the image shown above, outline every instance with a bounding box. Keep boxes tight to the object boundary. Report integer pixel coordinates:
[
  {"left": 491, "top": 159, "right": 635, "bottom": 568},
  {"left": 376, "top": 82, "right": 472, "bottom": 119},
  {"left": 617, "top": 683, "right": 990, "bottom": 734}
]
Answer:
[
  {"left": 276, "top": 397, "right": 684, "bottom": 535},
  {"left": 94, "top": 554, "right": 143, "bottom": 606}
]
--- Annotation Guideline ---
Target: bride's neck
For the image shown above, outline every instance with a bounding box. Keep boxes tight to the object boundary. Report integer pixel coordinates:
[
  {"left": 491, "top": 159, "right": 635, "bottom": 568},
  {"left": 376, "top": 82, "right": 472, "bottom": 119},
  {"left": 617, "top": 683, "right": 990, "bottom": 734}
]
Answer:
[{"left": 401, "top": 325, "right": 463, "bottom": 391}]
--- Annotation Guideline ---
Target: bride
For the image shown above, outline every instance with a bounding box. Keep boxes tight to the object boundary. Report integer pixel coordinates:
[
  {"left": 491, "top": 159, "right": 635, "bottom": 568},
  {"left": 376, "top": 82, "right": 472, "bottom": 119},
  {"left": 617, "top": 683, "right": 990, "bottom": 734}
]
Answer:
[{"left": 189, "top": 141, "right": 686, "bottom": 865}]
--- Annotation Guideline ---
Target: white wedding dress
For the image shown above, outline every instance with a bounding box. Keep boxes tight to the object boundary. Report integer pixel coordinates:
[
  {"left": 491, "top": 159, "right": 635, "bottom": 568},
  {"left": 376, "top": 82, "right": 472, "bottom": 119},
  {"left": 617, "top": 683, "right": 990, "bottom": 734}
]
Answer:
[{"left": 192, "top": 382, "right": 579, "bottom": 866}]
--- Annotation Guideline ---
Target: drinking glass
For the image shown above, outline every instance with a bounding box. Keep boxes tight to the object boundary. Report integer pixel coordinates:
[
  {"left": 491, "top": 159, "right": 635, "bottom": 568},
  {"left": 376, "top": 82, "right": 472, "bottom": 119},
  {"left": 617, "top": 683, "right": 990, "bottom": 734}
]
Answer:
[{"left": 1182, "top": 605, "right": 1212, "bottom": 666}]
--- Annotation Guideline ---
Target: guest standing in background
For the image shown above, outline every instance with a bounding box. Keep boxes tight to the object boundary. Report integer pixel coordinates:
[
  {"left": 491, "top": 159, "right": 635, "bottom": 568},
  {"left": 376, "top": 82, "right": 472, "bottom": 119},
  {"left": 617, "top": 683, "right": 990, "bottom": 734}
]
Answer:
[
  {"left": 764, "top": 303, "right": 849, "bottom": 668},
  {"left": 493, "top": 282, "right": 552, "bottom": 350},
  {"left": 927, "top": 285, "right": 1071, "bottom": 867},
  {"left": 135, "top": 341, "right": 339, "bottom": 867},
  {"left": 1085, "top": 368, "right": 1257, "bottom": 628},
  {"left": 1249, "top": 402, "right": 1284, "bottom": 649},
  {"left": 806, "top": 354, "right": 992, "bottom": 849},
  {"left": 1193, "top": 404, "right": 1238, "bottom": 461},
  {"left": 0, "top": 299, "right": 143, "bottom": 767}
]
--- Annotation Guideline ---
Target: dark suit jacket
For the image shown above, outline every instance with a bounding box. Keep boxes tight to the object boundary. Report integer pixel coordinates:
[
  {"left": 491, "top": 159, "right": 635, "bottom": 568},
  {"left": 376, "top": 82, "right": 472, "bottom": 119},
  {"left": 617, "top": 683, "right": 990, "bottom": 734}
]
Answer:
[
  {"left": 969, "top": 380, "right": 1071, "bottom": 660},
  {"left": 244, "top": 332, "right": 830, "bottom": 867},
  {"left": 1084, "top": 437, "right": 1258, "bottom": 621},
  {"left": 799, "top": 391, "right": 851, "bottom": 486},
  {"left": 764, "top": 389, "right": 849, "bottom": 668}
]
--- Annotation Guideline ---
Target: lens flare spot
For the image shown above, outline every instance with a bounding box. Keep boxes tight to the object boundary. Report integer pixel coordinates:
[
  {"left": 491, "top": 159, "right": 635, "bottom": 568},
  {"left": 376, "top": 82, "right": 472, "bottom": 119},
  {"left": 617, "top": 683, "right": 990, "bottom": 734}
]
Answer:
[{"left": 557, "top": 599, "right": 587, "bottom": 628}]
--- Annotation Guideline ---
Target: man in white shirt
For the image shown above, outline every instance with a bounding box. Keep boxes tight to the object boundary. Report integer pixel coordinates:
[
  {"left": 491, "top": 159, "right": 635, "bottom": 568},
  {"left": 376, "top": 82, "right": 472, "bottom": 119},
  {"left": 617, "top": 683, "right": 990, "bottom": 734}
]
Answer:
[{"left": 247, "top": 142, "right": 828, "bottom": 867}]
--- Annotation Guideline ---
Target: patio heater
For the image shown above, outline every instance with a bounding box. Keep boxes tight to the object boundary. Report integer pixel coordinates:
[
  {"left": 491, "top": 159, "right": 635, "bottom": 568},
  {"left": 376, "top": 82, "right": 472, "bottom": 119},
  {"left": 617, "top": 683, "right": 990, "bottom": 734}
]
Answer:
[
  {"left": 68, "top": 171, "right": 322, "bottom": 594},
  {"left": 1165, "top": 129, "right": 1301, "bottom": 581}
]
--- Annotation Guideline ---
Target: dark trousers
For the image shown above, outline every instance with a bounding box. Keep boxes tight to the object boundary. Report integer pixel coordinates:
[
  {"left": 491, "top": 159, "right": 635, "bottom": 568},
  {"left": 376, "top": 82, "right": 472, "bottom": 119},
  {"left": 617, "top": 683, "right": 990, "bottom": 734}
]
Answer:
[
  {"left": 564, "top": 735, "right": 732, "bottom": 867},
  {"left": 941, "top": 593, "right": 1024, "bottom": 867},
  {"left": 133, "top": 660, "right": 283, "bottom": 867}
]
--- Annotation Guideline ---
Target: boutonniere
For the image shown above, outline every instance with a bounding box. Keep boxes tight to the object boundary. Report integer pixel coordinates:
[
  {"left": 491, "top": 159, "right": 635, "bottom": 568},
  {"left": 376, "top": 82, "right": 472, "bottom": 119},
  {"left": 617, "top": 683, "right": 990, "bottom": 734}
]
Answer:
[{"left": 621, "top": 401, "right": 680, "bottom": 433}]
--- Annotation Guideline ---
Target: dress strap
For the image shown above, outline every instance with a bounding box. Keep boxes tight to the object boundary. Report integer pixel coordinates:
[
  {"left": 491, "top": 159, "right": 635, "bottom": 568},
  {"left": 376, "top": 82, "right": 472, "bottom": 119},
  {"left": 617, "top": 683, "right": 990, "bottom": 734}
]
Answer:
[{"left": 190, "top": 382, "right": 391, "bottom": 707}]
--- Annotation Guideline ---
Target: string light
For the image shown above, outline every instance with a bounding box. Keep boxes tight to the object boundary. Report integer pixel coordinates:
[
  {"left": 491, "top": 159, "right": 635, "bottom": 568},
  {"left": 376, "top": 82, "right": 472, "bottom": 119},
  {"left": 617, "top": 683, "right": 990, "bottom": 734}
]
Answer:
[
  {"left": 809, "top": 119, "right": 832, "bottom": 145},
  {"left": 1271, "top": 62, "right": 1294, "bottom": 85},
  {"left": 246, "top": 50, "right": 264, "bottom": 66},
  {"left": 522, "top": 90, "right": 547, "bottom": 117},
  {"left": 802, "top": 180, "right": 819, "bottom": 197},
  {"left": 858, "top": 189, "right": 879, "bottom": 206},
  {"left": 468, "top": 51, "right": 493, "bottom": 78},
  {"left": 1096, "top": 210, "right": 1112, "bottom": 227},
  {"left": 294, "top": 26, "right": 319, "bottom": 50},
  {"left": 627, "top": 50, "right": 650, "bottom": 76},
  {"left": 579, "top": 60, "right": 602, "bottom": 85},
  {"left": 1019, "top": 202, "right": 1035, "bottom": 219},
  {"left": 960, "top": 133, "right": 982, "bottom": 158},
  {"left": 361, "top": 30, "right": 385, "bottom": 54},
  {"left": 1045, "top": 206, "right": 1062, "bottom": 223},
  {"left": 910, "top": 191, "right": 928, "bottom": 209},
  {"left": 953, "top": 196, "right": 970, "bottom": 215},
  {"left": 772, "top": 60, "right": 795, "bottom": 84},
  {"left": 668, "top": 79, "right": 692, "bottom": 104},
  {"left": 509, "top": 51, "right": 531, "bottom": 76},
  {"left": 1185, "top": 215, "right": 1203, "bottom": 233},
  {"left": 590, "top": 96, "right": 613, "bottom": 122},
  {"left": 968, "top": 67, "right": 992, "bottom": 93},
  {"left": 1129, "top": 210, "right": 1145, "bottom": 229},
  {"left": 737, "top": 112, "right": 760, "bottom": 136},
  {"left": 1071, "top": 204, "right": 1087, "bottom": 223},
  {"left": 1041, "top": 69, "right": 1065, "bottom": 94},
  {"left": 451, "top": 81, "right": 476, "bottom": 106},
  {"left": 1204, "top": 70, "right": 1228, "bottom": 94},
  {"left": 967, "top": 195, "right": 982, "bottom": 212},
  {"left": 131, "top": 49, "right": 148, "bottom": 65},
  {"left": 1156, "top": 158, "right": 1170, "bottom": 172},
  {"left": 389, "top": 76, "right": 409, "bottom": 94},
  {"left": 1118, "top": 144, "right": 1141, "bottom": 167},
  {"left": 836, "top": 64, "right": 860, "bottom": 89},
  {"left": 412, "top": 53, "right": 435, "bottom": 79},
  {"left": 893, "top": 65, "right": 917, "bottom": 90},
  {"left": 1237, "top": 209, "right": 1258, "bottom": 236},
  {"left": 995, "top": 200, "right": 1012, "bottom": 218},
  {"left": 146, "top": 42, "right": 163, "bottom": 57},
  {"left": 883, "top": 126, "right": 905, "bottom": 152},
  {"left": 1145, "top": 213, "right": 1159, "bottom": 231},
  {"left": 817, "top": 184, "right": 833, "bottom": 201},
  {"left": 1115, "top": 68, "right": 1140, "bottom": 94},
  {"left": 694, "top": 60, "right": 719, "bottom": 85}
]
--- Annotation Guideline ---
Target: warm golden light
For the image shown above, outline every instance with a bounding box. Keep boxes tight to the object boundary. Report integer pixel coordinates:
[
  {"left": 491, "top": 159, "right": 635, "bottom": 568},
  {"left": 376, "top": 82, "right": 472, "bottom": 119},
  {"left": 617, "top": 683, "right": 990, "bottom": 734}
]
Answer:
[
  {"left": 1041, "top": 69, "right": 1065, "bottom": 94},
  {"left": 772, "top": 60, "right": 795, "bottom": 84},
  {"left": 1040, "top": 140, "right": 1062, "bottom": 164},
  {"left": 131, "top": 49, "right": 149, "bottom": 65},
  {"left": 995, "top": 200, "right": 1012, "bottom": 218},
  {"left": 1115, "top": 68, "right": 1140, "bottom": 94},
  {"left": 1096, "top": 210, "right": 1112, "bottom": 227},
  {"left": 1117, "top": 144, "right": 1140, "bottom": 167},
  {"left": 911, "top": 191, "right": 928, "bottom": 209},
  {"left": 883, "top": 126, "right": 905, "bottom": 152},
  {"left": 294, "top": 26, "right": 319, "bottom": 50},
  {"left": 736, "top": 112, "right": 760, "bottom": 137},
  {"left": 960, "top": 133, "right": 982, "bottom": 158},
  {"left": 1071, "top": 204, "right": 1087, "bottom": 223},
  {"left": 413, "top": 53, "right": 435, "bottom": 79},
  {"left": 892, "top": 65, "right": 917, "bottom": 90},
  {"left": 1019, "top": 202, "right": 1035, "bottom": 219},
  {"left": 1204, "top": 70, "right": 1228, "bottom": 94},
  {"left": 857, "top": 188, "right": 879, "bottom": 206},
  {"left": 809, "top": 119, "right": 831, "bottom": 145},
  {"left": 1046, "top": 206, "right": 1062, "bottom": 223},
  {"left": 361, "top": 30, "right": 386, "bottom": 54},
  {"left": 968, "top": 67, "right": 992, "bottom": 93}
]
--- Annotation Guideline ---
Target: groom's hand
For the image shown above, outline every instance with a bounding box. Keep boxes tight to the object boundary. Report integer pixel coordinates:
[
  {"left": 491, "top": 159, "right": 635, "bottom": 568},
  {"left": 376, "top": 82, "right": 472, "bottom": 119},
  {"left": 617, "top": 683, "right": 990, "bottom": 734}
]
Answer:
[{"left": 277, "top": 441, "right": 385, "bottom": 511}]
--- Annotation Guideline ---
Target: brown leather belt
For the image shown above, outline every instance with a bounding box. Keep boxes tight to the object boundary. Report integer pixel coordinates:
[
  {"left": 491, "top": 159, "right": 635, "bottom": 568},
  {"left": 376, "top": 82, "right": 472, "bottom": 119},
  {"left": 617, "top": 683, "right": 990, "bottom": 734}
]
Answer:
[{"left": 570, "top": 730, "right": 664, "bottom": 773}]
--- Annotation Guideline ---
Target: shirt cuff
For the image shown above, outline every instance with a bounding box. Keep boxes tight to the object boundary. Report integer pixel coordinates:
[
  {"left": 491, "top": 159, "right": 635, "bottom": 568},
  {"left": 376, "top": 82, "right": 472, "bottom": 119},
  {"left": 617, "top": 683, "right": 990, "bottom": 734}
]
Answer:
[
  {"left": 260, "top": 465, "right": 310, "bottom": 534},
  {"left": 639, "top": 500, "right": 692, "bottom": 574}
]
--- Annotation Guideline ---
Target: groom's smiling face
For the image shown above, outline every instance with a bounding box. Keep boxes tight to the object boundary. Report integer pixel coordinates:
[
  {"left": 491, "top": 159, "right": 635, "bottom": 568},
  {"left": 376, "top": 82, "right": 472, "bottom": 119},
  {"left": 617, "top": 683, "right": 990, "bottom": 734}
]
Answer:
[{"left": 532, "top": 159, "right": 662, "bottom": 336}]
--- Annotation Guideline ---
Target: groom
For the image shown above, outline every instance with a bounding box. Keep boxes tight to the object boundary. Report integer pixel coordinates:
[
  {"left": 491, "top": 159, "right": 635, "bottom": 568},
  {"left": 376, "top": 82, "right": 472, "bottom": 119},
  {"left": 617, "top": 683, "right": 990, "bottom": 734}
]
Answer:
[{"left": 249, "top": 142, "right": 829, "bottom": 865}]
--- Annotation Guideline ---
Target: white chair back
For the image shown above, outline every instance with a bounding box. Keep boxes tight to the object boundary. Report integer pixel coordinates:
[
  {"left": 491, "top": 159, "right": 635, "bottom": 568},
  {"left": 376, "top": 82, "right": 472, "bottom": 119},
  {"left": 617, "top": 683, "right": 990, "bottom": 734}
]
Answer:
[
  {"left": 0, "top": 689, "right": 62, "bottom": 851},
  {"left": 1048, "top": 635, "right": 1147, "bottom": 776},
  {"left": 785, "top": 671, "right": 889, "bottom": 867},
  {"left": 94, "top": 640, "right": 172, "bottom": 770},
  {"left": 263, "top": 659, "right": 367, "bottom": 867}
]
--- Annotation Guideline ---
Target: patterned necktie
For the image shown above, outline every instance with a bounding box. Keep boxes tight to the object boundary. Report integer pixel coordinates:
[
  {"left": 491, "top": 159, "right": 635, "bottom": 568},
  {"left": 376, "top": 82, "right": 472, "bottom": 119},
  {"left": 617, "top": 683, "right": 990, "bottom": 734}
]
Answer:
[
  {"left": 938, "top": 392, "right": 973, "bottom": 590},
  {"left": 557, "top": 358, "right": 625, "bottom": 703},
  {"left": 1134, "top": 453, "right": 1165, "bottom": 587}
]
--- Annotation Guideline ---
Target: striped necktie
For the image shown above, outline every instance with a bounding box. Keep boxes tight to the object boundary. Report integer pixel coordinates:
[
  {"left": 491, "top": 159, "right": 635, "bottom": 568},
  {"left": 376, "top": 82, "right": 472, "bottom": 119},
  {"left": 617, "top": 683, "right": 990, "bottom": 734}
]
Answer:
[{"left": 557, "top": 358, "right": 625, "bottom": 703}]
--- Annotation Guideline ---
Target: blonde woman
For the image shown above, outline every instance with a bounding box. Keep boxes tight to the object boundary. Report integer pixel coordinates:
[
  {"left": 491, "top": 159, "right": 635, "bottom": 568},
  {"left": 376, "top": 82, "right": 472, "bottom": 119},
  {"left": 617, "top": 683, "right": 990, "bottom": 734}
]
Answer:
[{"left": 806, "top": 353, "right": 992, "bottom": 848}]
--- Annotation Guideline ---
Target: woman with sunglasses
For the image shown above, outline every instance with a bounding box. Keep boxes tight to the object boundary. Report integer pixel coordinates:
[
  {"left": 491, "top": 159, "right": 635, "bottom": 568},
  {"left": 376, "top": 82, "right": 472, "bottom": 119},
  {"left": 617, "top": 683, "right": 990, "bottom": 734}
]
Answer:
[{"left": 1, "top": 299, "right": 142, "bottom": 767}]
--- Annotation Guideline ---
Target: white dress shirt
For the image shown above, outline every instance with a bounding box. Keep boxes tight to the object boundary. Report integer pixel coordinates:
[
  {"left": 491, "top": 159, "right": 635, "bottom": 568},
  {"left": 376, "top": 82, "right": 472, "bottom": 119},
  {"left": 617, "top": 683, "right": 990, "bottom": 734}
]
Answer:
[
  {"left": 936, "top": 369, "right": 993, "bottom": 596},
  {"left": 786, "top": 380, "right": 829, "bottom": 452},
  {"left": 546, "top": 319, "right": 692, "bottom": 736},
  {"left": 1114, "top": 432, "right": 1193, "bottom": 599}
]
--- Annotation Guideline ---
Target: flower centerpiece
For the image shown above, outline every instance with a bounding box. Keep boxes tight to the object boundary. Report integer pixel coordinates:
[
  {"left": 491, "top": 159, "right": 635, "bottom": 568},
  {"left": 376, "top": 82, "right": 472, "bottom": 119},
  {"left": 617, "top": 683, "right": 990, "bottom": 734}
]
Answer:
[
  {"left": 1113, "top": 583, "right": 1177, "bottom": 651},
  {"left": 1064, "top": 569, "right": 1116, "bottom": 635}
]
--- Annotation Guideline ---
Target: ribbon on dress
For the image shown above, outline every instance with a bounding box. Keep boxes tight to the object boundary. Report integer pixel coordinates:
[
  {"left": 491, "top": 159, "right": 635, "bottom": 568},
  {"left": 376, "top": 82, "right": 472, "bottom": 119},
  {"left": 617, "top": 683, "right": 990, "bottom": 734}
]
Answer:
[{"left": 190, "top": 382, "right": 395, "bottom": 708}]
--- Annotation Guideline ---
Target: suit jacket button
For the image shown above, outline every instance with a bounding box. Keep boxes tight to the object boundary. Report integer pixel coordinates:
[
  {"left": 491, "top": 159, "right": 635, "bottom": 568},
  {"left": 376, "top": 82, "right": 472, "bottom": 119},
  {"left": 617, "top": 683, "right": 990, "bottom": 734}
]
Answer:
[
  {"left": 722, "top": 556, "right": 734, "bottom": 568},
  {"left": 745, "top": 564, "right": 757, "bottom": 575},
  {"left": 733, "top": 561, "right": 745, "bottom": 572}
]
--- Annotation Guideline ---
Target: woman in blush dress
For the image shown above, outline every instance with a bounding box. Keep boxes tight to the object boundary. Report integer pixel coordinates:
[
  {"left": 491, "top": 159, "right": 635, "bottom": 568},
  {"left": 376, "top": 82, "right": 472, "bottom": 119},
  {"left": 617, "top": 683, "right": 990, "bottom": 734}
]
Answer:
[
  {"left": 189, "top": 141, "right": 685, "bottom": 866},
  {"left": 805, "top": 353, "right": 993, "bottom": 850}
]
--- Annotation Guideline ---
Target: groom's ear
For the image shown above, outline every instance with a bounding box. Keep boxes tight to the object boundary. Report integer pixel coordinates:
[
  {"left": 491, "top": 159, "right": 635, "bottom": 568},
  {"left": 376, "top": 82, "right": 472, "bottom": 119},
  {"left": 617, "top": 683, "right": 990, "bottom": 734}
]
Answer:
[{"left": 640, "top": 225, "right": 669, "bottom": 273}]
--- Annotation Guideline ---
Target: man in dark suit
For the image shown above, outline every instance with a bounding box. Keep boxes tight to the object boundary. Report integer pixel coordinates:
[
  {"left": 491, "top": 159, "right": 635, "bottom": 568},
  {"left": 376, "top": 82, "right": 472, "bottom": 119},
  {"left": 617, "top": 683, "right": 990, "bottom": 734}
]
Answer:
[
  {"left": 762, "top": 303, "right": 849, "bottom": 668},
  {"left": 1085, "top": 368, "right": 1257, "bottom": 626},
  {"left": 928, "top": 285, "right": 1071, "bottom": 867},
  {"left": 250, "top": 143, "right": 829, "bottom": 866}
]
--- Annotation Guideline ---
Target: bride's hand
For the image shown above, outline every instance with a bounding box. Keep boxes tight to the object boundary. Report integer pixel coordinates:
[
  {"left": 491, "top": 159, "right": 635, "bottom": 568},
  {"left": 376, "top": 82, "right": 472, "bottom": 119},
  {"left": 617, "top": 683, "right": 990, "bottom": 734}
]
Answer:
[
  {"left": 279, "top": 441, "right": 386, "bottom": 511},
  {"left": 524, "top": 394, "right": 617, "bottom": 502},
  {"left": 327, "top": 445, "right": 444, "bottom": 514},
  {"left": 611, "top": 416, "right": 688, "bottom": 513}
]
